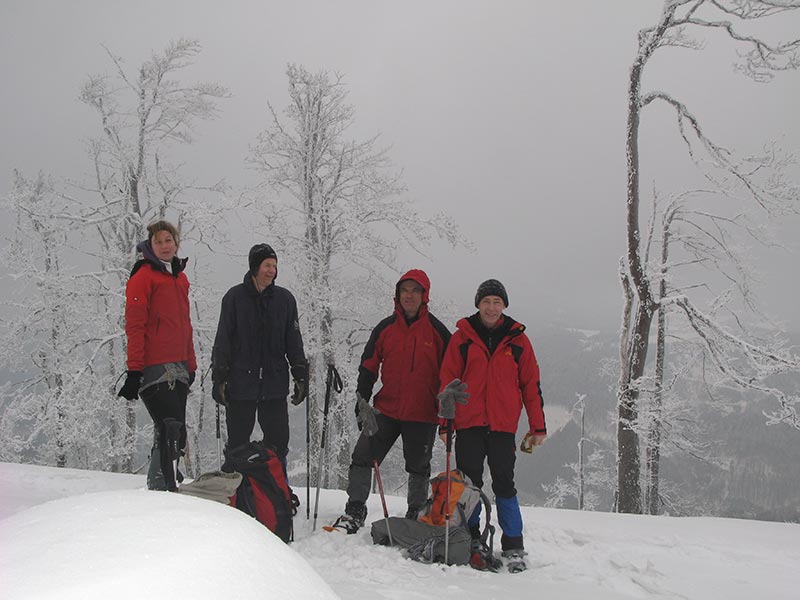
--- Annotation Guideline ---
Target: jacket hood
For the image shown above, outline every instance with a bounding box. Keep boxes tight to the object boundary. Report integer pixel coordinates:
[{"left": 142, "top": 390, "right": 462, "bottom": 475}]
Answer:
[
  {"left": 395, "top": 269, "right": 431, "bottom": 305},
  {"left": 131, "top": 240, "right": 187, "bottom": 277}
]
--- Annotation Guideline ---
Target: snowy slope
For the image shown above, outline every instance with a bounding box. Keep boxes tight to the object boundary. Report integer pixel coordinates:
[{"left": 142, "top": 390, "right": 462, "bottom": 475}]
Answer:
[{"left": 1, "top": 462, "right": 798, "bottom": 600}]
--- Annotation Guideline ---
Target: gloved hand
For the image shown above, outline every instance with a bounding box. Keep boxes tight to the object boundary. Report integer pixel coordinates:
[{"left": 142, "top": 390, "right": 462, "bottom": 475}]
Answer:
[
  {"left": 188, "top": 371, "right": 196, "bottom": 388},
  {"left": 117, "top": 371, "right": 143, "bottom": 400},
  {"left": 355, "top": 393, "right": 378, "bottom": 437},
  {"left": 437, "top": 378, "right": 469, "bottom": 420},
  {"left": 291, "top": 378, "right": 307, "bottom": 405},
  {"left": 212, "top": 366, "right": 229, "bottom": 406},
  {"left": 212, "top": 381, "right": 228, "bottom": 407},
  {"left": 290, "top": 362, "right": 308, "bottom": 405},
  {"left": 520, "top": 431, "right": 546, "bottom": 453}
]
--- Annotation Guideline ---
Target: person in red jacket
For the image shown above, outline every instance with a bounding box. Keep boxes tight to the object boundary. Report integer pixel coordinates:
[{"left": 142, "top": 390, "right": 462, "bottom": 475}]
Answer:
[
  {"left": 329, "top": 269, "right": 451, "bottom": 533},
  {"left": 117, "top": 221, "right": 197, "bottom": 492},
  {"left": 438, "top": 279, "right": 546, "bottom": 573}
]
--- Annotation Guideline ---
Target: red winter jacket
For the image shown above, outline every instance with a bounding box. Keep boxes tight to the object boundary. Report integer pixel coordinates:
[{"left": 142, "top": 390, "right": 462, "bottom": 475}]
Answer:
[
  {"left": 357, "top": 269, "right": 451, "bottom": 423},
  {"left": 125, "top": 260, "right": 197, "bottom": 373},
  {"left": 439, "top": 315, "right": 546, "bottom": 435}
]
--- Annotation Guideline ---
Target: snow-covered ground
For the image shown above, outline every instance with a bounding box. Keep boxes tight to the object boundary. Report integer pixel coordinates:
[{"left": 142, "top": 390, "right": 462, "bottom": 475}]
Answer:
[{"left": 1, "top": 461, "right": 798, "bottom": 600}]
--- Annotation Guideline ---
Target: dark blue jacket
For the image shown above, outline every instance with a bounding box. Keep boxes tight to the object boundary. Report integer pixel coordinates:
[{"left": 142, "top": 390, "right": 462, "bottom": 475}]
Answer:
[{"left": 212, "top": 272, "right": 306, "bottom": 401}]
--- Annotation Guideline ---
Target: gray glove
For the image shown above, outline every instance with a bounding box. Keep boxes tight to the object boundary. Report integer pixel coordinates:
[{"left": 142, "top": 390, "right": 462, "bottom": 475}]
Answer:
[
  {"left": 438, "top": 378, "right": 469, "bottom": 419},
  {"left": 356, "top": 393, "right": 379, "bottom": 437}
]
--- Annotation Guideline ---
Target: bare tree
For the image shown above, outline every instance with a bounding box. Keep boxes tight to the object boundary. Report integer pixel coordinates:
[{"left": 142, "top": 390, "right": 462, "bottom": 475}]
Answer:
[
  {"left": 618, "top": 0, "right": 800, "bottom": 513},
  {"left": 250, "top": 64, "right": 469, "bottom": 487}
]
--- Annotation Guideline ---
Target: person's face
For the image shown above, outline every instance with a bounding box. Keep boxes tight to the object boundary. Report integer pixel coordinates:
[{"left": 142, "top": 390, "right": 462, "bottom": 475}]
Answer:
[
  {"left": 151, "top": 230, "right": 177, "bottom": 262},
  {"left": 398, "top": 280, "right": 424, "bottom": 318},
  {"left": 478, "top": 296, "right": 505, "bottom": 328},
  {"left": 254, "top": 258, "right": 277, "bottom": 288}
]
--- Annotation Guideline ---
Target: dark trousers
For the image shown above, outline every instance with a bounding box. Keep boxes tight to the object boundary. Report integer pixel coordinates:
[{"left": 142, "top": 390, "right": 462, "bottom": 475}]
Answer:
[
  {"left": 454, "top": 426, "right": 517, "bottom": 497},
  {"left": 347, "top": 413, "right": 436, "bottom": 509},
  {"left": 226, "top": 395, "right": 289, "bottom": 460},
  {"left": 454, "top": 426, "right": 523, "bottom": 548},
  {"left": 141, "top": 382, "right": 188, "bottom": 491}
]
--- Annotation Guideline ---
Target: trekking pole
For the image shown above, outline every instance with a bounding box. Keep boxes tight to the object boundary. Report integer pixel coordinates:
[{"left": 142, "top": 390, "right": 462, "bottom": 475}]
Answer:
[
  {"left": 444, "top": 419, "right": 453, "bottom": 565},
  {"left": 215, "top": 402, "right": 222, "bottom": 471},
  {"left": 373, "top": 456, "right": 394, "bottom": 546},
  {"left": 312, "top": 363, "right": 342, "bottom": 531},
  {"left": 306, "top": 381, "right": 311, "bottom": 519}
]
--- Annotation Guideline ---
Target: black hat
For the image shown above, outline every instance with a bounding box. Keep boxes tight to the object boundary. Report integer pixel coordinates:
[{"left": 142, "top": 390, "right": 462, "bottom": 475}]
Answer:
[
  {"left": 248, "top": 244, "right": 278, "bottom": 276},
  {"left": 474, "top": 279, "right": 508, "bottom": 308}
]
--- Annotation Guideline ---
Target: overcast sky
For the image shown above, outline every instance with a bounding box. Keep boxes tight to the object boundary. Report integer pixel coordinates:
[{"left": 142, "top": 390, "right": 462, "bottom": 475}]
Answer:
[{"left": 1, "top": 0, "right": 798, "bottom": 332}]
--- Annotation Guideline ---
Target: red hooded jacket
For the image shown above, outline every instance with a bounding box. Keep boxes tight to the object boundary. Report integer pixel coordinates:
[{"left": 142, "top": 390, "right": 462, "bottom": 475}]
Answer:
[
  {"left": 439, "top": 314, "right": 546, "bottom": 435},
  {"left": 357, "top": 269, "right": 451, "bottom": 423},
  {"left": 125, "top": 257, "right": 197, "bottom": 373}
]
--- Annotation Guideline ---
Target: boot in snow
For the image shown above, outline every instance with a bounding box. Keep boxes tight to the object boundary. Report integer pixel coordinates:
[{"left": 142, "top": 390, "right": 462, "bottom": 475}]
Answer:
[
  {"left": 501, "top": 548, "right": 528, "bottom": 573},
  {"left": 469, "top": 539, "right": 502, "bottom": 572},
  {"left": 326, "top": 501, "right": 366, "bottom": 534}
]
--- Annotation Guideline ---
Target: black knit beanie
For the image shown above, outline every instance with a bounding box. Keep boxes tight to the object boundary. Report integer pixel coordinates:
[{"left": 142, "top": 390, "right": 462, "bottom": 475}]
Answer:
[
  {"left": 248, "top": 244, "right": 278, "bottom": 277},
  {"left": 474, "top": 279, "right": 508, "bottom": 308}
]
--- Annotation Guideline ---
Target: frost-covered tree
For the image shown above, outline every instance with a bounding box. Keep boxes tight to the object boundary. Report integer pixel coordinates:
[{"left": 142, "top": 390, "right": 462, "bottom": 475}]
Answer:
[
  {"left": 1, "top": 40, "right": 229, "bottom": 473},
  {"left": 75, "top": 38, "right": 228, "bottom": 472},
  {"left": 543, "top": 394, "right": 613, "bottom": 511},
  {"left": 250, "top": 64, "right": 468, "bottom": 488},
  {"left": 618, "top": 0, "right": 800, "bottom": 513},
  {"left": 0, "top": 172, "right": 119, "bottom": 468}
]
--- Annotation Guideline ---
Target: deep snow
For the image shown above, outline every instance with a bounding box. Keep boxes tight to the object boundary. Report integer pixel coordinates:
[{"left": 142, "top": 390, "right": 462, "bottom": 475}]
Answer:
[{"left": 1, "top": 461, "right": 798, "bottom": 599}]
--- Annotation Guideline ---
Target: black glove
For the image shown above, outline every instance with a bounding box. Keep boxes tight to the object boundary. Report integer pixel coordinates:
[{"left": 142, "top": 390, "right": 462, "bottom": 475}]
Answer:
[
  {"left": 117, "top": 371, "right": 143, "bottom": 400},
  {"left": 212, "top": 381, "right": 228, "bottom": 406},
  {"left": 438, "top": 378, "right": 469, "bottom": 420},
  {"left": 291, "top": 378, "right": 307, "bottom": 405},
  {"left": 355, "top": 393, "right": 378, "bottom": 436},
  {"left": 188, "top": 371, "right": 196, "bottom": 388}
]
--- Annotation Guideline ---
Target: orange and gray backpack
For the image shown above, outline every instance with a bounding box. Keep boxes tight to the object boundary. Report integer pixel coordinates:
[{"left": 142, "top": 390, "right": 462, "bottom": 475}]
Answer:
[{"left": 370, "top": 469, "right": 497, "bottom": 566}]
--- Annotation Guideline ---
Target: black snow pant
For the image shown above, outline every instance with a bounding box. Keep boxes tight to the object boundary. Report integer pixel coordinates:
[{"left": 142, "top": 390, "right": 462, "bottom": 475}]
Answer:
[
  {"left": 346, "top": 413, "right": 436, "bottom": 515},
  {"left": 454, "top": 426, "right": 524, "bottom": 550},
  {"left": 141, "top": 381, "right": 188, "bottom": 492},
  {"left": 225, "top": 395, "right": 289, "bottom": 461}
]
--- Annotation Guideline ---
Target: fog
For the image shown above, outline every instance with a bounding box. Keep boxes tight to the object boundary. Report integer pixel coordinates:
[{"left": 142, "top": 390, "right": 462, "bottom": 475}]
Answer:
[{"left": 1, "top": 0, "right": 798, "bottom": 332}]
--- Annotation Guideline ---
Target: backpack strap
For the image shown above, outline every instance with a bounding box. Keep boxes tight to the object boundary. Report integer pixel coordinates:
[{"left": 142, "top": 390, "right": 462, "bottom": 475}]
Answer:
[{"left": 477, "top": 489, "right": 497, "bottom": 555}]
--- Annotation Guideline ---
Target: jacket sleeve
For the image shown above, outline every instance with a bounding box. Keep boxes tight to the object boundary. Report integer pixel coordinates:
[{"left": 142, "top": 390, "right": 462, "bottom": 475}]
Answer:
[
  {"left": 124, "top": 268, "right": 152, "bottom": 371},
  {"left": 211, "top": 290, "right": 235, "bottom": 382},
  {"left": 437, "top": 331, "right": 466, "bottom": 429},
  {"left": 356, "top": 321, "right": 386, "bottom": 401},
  {"left": 518, "top": 334, "right": 547, "bottom": 435},
  {"left": 284, "top": 291, "right": 306, "bottom": 372}
]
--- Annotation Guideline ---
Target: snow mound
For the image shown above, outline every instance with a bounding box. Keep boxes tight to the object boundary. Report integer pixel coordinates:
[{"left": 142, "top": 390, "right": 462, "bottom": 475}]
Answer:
[{"left": 1, "top": 489, "right": 339, "bottom": 600}]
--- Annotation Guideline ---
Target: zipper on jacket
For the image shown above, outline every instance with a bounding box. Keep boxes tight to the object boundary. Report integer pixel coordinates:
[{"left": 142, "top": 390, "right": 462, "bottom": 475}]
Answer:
[{"left": 410, "top": 337, "right": 416, "bottom": 371}]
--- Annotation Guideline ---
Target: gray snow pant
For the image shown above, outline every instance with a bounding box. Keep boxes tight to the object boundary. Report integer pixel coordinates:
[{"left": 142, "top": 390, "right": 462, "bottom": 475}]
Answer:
[{"left": 346, "top": 413, "right": 436, "bottom": 514}]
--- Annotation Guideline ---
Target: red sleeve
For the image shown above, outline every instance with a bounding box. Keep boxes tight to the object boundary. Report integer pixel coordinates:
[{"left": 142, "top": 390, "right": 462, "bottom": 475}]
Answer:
[
  {"left": 518, "top": 334, "right": 547, "bottom": 434},
  {"left": 124, "top": 268, "right": 152, "bottom": 371}
]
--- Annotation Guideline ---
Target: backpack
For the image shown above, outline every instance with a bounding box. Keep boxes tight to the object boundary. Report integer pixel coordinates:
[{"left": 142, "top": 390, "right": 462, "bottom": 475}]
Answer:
[
  {"left": 370, "top": 469, "right": 496, "bottom": 566},
  {"left": 222, "top": 441, "right": 296, "bottom": 543}
]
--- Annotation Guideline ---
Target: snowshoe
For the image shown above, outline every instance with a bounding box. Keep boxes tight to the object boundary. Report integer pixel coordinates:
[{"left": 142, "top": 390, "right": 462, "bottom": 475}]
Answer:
[
  {"left": 501, "top": 549, "right": 528, "bottom": 573},
  {"left": 469, "top": 539, "right": 502, "bottom": 573},
  {"left": 323, "top": 513, "right": 362, "bottom": 534}
]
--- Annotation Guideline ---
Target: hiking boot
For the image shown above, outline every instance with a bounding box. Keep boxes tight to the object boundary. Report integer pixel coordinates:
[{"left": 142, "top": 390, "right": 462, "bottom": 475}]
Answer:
[
  {"left": 405, "top": 505, "right": 421, "bottom": 520},
  {"left": 329, "top": 500, "right": 367, "bottom": 534},
  {"left": 501, "top": 548, "right": 528, "bottom": 573},
  {"left": 329, "top": 513, "right": 362, "bottom": 534},
  {"left": 469, "top": 539, "right": 502, "bottom": 572}
]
